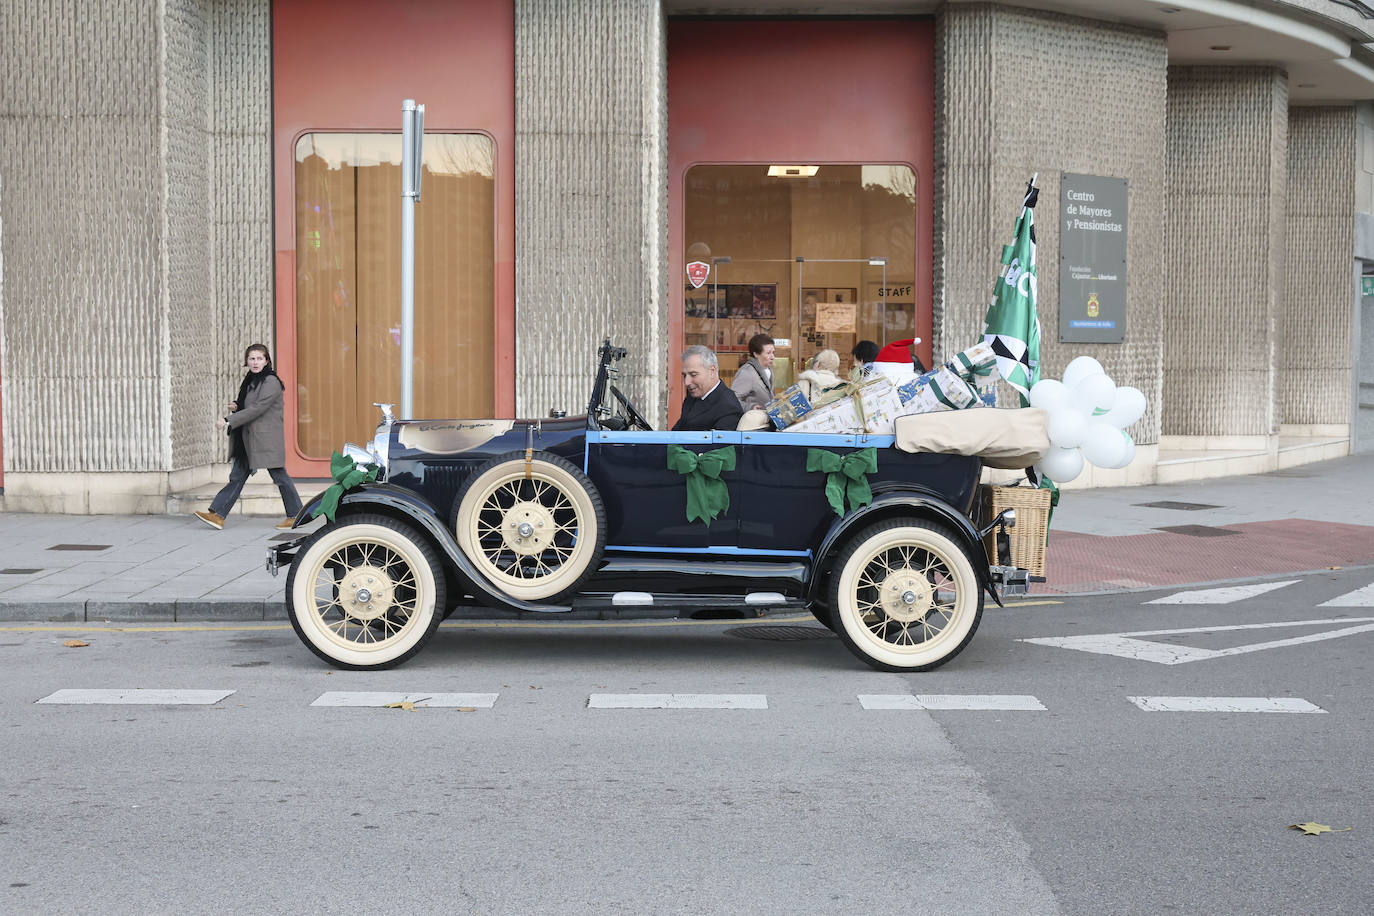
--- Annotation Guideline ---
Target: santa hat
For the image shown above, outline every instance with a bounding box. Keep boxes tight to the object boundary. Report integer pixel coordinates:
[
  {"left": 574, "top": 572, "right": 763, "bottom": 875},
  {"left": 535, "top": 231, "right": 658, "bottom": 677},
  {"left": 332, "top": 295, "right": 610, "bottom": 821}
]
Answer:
[{"left": 872, "top": 338, "right": 922, "bottom": 383}]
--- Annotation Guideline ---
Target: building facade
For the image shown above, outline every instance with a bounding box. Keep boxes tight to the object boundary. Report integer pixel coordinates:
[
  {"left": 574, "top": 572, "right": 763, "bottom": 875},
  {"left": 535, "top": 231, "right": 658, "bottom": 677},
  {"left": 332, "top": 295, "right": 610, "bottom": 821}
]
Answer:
[{"left": 2, "top": 0, "right": 1373, "bottom": 513}]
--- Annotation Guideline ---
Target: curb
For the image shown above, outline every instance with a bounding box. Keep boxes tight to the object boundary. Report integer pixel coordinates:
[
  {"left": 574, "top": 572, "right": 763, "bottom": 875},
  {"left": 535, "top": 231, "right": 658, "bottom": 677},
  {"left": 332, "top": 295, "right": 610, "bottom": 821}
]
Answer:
[{"left": 0, "top": 599, "right": 283, "bottom": 623}]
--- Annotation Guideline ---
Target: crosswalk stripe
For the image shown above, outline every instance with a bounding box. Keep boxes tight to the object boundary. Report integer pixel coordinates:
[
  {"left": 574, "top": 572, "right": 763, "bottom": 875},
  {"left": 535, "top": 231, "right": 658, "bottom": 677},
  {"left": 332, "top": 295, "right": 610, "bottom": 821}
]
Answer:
[
  {"left": 1145, "top": 580, "right": 1299, "bottom": 605},
  {"left": 588, "top": 693, "right": 767, "bottom": 709},
  {"left": 1319, "top": 583, "right": 1374, "bottom": 607},
  {"left": 1128, "top": 696, "right": 1325, "bottom": 713},
  {"left": 859, "top": 694, "right": 1046, "bottom": 711},
  {"left": 36, "top": 689, "right": 235, "bottom": 705},
  {"left": 309, "top": 692, "right": 498, "bottom": 708}
]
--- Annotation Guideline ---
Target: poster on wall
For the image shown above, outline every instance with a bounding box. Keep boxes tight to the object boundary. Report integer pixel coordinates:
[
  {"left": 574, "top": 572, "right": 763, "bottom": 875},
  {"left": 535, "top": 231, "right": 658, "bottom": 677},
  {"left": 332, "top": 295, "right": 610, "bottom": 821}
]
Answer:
[
  {"left": 1059, "top": 173, "right": 1128, "bottom": 344},
  {"left": 815, "top": 302, "right": 857, "bottom": 333}
]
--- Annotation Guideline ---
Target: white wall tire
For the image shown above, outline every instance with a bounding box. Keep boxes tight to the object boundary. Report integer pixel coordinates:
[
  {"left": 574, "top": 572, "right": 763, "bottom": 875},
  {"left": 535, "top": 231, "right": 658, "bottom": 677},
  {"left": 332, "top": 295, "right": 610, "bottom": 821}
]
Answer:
[
  {"left": 454, "top": 450, "right": 606, "bottom": 602},
  {"left": 286, "top": 515, "right": 445, "bottom": 669},
  {"left": 828, "top": 519, "right": 984, "bottom": 672}
]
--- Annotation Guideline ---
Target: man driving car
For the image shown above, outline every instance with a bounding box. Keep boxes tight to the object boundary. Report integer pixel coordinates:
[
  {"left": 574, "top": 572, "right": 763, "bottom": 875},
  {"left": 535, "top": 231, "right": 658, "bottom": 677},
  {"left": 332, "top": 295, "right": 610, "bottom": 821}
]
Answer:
[{"left": 673, "top": 345, "right": 744, "bottom": 431}]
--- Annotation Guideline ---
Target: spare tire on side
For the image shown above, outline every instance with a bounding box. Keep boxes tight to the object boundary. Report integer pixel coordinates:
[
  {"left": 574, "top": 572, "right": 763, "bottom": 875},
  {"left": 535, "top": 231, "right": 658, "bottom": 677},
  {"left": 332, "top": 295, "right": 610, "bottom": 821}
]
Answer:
[{"left": 453, "top": 450, "right": 606, "bottom": 602}]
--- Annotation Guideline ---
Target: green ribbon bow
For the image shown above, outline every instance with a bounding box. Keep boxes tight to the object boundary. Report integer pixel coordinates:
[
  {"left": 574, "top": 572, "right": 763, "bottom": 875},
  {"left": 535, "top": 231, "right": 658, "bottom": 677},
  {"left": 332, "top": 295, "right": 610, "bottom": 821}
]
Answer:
[
  {"left": 807, "top": 447, "right": 878, "bottom": 517},
  {"left": 665, "top": 444, "right": 736, "bottom": 525},
  {"left": 312, "top": 450, "right": 379, "bottom": 523}
]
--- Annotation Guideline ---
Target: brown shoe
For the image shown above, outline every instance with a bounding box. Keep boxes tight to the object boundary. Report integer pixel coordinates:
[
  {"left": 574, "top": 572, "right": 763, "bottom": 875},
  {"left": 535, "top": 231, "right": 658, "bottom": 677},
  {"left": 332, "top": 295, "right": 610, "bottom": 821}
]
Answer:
[
  {"left": 275, "top": 517, "right": 296, "bottom": 530},
  {"left": 195, "top": 510, "right": 225, "bottom": 530}
]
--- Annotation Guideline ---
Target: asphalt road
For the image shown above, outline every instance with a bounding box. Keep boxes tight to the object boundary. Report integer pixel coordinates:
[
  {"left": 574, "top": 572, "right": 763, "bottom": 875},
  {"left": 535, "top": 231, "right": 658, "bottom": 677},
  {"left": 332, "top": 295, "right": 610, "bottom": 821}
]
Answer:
[{"left": 3, "top": 567, "right": 1371, "bottom": 915}]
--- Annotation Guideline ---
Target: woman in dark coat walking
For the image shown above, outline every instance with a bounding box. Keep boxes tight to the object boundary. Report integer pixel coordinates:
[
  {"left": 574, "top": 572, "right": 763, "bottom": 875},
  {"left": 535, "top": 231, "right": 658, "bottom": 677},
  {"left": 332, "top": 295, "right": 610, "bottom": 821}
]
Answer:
[{"left": 195, "top": 343, "right": 302, "bottom": 530}]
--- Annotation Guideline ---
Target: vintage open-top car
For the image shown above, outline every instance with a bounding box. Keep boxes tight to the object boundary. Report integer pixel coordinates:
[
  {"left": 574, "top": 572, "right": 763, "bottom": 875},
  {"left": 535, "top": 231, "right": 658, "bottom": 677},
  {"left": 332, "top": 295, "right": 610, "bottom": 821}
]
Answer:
[{"left": 269, "top": 341, "right": 1041, "bottom": 672}]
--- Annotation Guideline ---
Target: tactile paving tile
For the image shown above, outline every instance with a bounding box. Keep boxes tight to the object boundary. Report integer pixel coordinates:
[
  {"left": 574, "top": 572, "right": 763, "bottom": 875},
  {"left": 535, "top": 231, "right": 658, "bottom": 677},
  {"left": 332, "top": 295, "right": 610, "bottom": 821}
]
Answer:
[{"left": 1035, "top": 519, "right": 1374, "bottom": 595}]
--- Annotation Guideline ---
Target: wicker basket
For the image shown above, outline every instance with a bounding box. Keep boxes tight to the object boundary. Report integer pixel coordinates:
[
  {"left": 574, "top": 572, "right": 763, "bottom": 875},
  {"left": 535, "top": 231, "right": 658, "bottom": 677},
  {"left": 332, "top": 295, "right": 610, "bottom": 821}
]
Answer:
[{"left": 980, "top": 485, "right": 1050, "bottom": 578}]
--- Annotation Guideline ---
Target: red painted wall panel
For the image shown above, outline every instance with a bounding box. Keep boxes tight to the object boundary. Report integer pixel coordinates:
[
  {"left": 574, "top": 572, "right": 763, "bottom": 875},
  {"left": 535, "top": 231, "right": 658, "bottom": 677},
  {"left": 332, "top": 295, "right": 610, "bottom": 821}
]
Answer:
[
  {"left": 667, "top": 18, "right": 935, "bottom": 417},
  {"left": 273, "top": 0, "right": 515, "bottom": 476}
]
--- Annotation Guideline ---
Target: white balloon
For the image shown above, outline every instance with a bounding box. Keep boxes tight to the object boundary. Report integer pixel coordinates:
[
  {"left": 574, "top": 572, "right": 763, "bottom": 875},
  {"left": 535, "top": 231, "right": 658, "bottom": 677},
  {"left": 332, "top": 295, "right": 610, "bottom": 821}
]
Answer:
[
  {"left": 1072, "top": 373, "right": 1117, "bottom": 417},
  {"left": 1110, "top": 434, "right": 1136, "bottom": 470},
  {"left": 1062, "top": 355, "right": 1106, "bottom": 389},
  {"left": 1037, "top": 446, "right": 1084, "bottom": 483},
  {"left": 1047, "top": 407, "right": 1088, "bottom": 448},
  {"left": 1081, "top": 422, "right": 1128, "bottom": 469},
  {"left": 1028, "top": 378, "right": 1069, "bottom": 410},
  {"left": 1101, "top": 386, "right": 1147, "bottom": 429}
]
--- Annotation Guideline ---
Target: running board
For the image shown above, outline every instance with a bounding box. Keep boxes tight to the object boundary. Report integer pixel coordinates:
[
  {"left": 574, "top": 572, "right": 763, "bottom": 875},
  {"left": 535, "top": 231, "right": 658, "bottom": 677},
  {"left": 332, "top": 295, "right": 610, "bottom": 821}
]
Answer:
[{"left": 572, "top": 591, "right": 806, "bottom": 613}]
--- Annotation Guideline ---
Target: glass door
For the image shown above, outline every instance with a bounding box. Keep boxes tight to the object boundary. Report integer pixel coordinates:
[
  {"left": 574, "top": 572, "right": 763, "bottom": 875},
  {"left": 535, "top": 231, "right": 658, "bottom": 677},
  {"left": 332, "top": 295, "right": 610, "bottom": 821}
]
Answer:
[{"left": 683, "top": 163, "right": 919, "bottom": 388}]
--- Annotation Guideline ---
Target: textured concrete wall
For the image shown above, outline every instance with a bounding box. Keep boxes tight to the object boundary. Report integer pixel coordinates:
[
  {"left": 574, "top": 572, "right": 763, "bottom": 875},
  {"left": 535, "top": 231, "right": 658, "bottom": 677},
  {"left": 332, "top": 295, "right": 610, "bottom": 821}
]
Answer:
[
  {"left": 1283, "top": 106, "right": 1355, "bottom": 426},
  {"left": 205, "top": 0, "right": 274, "bottom": 465},
  {"left": 0, "top": 0, "right": 273, "bottom": 483},
  {"left": 1165, "top": 67, "right": 1288, "bottom": 438},
  {"left": 934, "top": 5, "right": 1168, "bottom": 443},
  {"left": 0, "top": 0, "right": 272, "bottom": 482},
  {"left": 0, "top": 1, "right": 164, "bottom": 472},
  {"left": 514, "top": 0, "right": 668, "bottom": 424}
]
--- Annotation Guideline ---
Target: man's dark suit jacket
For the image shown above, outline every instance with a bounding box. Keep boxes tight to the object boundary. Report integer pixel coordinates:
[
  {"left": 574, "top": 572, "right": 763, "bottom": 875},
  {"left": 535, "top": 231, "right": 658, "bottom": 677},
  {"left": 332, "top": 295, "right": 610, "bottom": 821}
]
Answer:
[{"left": 672, "top": 384, "right": 744, "bottom": 431}]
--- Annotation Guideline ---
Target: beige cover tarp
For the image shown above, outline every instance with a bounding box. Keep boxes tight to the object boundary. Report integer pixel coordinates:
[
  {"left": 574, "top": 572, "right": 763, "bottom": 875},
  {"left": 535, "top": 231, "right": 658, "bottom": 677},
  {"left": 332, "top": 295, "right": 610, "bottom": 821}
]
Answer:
[{"left": 893, "top": 408, "right": 1050, "bottom": 469}]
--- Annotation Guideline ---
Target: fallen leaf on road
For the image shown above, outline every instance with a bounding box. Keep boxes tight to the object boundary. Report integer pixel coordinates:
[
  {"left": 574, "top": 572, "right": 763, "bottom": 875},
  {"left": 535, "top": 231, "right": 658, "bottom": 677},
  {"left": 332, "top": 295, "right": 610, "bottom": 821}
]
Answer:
[
  {"left": 1289, "top": 822, "right": 1351, "bottom": 836},
  {"left": 62, "top": 639, "right": 88, "bottom": 648},
  {"left": 384, "top": 701, "right": 415, "bottom": 711}
]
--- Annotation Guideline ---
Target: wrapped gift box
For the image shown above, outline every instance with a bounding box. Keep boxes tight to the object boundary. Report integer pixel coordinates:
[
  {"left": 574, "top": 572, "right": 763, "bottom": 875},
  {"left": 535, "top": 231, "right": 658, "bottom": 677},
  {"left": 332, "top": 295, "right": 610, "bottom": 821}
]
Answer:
[
  {"left": 946, "top": 341, "right": 997, "bottom": 380},
  {"left": 788, "top": 396, "right": 862, "bottom": 433},
  {"left": 784, "top": 376, "right": 902, "bottom": 435},
  {"left": 765, "top": 384, "right": 815, "bottom": 430}
]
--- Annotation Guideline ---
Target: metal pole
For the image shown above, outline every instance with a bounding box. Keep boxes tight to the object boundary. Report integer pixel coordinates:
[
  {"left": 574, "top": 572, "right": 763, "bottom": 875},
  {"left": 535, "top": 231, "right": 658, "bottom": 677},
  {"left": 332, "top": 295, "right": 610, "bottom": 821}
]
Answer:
[{"left": 400, "top": 99, "right": 422, "bottom": 418}]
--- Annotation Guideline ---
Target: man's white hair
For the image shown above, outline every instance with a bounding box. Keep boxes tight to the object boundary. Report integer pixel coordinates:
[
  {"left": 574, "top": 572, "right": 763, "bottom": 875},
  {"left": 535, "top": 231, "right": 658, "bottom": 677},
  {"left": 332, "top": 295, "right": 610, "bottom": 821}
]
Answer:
[{"left": 682, "top": 344, "right": 718, "bottom": 369}]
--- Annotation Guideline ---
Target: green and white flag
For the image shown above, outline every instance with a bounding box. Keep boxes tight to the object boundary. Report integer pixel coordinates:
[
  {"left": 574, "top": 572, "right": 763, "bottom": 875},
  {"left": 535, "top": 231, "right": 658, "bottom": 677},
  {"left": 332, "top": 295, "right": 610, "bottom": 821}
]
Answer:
[{"left": 982, "top": 180, "right": 1042, "bottom": 405}]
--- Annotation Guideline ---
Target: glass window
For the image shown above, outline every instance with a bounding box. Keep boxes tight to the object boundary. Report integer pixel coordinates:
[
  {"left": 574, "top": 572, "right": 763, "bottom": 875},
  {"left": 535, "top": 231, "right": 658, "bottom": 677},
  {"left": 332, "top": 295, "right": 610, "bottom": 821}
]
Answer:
[
  {"left": 683, "top": 164, "right": 916, "bottom": 388},
  {"left": 294, "top": 132, "right": 495, "bottom": 456}
]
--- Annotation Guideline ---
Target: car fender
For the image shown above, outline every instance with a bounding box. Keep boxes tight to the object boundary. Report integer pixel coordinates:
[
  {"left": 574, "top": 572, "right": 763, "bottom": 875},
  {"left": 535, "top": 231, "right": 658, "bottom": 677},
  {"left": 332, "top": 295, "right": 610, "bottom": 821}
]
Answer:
[
  {"left": 297, "top": 483, "right": 569, "bottom": 614},
  {"left": 806, "top": 490, "right": 997, "bottom": 606}
]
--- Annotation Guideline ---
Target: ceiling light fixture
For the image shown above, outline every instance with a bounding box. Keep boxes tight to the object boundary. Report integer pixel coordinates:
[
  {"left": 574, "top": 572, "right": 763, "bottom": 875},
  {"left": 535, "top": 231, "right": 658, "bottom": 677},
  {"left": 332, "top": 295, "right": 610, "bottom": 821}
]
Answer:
[{"left": 767, "top": 165, "right": 819, "bottom": 178}]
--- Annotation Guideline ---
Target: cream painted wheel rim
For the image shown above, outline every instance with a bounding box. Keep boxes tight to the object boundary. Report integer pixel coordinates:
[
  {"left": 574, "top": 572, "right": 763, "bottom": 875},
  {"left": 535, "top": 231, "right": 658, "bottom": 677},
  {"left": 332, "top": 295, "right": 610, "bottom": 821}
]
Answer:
[
  {"left": 835, "top": 525, "right": 978, "bottom": 669},
  {"left": 290, "top": 522, "right": 437, "bottom": 666},
  {"left": 456, "top": 459, "right": 598, "bottom": 601}
]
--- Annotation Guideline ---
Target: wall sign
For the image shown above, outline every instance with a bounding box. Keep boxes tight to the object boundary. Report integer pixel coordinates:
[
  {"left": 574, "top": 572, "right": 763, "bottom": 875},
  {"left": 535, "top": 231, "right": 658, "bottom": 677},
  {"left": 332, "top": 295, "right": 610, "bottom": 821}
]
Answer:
[{"left": 1059, "top": 173, "right": 1128, "bottom": 344}]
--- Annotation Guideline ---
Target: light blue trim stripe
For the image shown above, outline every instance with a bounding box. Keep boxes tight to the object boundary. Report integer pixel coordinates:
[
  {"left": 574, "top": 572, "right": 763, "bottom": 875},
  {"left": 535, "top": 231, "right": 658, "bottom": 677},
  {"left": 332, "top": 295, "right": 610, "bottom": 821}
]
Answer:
[
  {"left": 594, "top": 430, "right": 743, "bottom": 444},
  {"left": 605, "top": 544, "right": 811, "bottom": 558}
]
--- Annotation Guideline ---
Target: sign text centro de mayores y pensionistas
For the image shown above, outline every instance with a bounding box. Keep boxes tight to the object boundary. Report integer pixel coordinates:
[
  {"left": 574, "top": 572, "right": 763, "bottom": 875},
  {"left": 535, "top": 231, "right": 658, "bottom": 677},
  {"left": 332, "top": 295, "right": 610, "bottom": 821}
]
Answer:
[{"left": 1058, "top": 173, "right": 1128, "bottom": 344}]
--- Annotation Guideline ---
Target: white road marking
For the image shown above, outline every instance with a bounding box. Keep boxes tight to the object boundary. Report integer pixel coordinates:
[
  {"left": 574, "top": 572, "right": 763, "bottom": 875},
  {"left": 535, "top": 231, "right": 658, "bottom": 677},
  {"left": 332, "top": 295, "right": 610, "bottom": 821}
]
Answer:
[
  {"left": 1129, "top": 696, "right": 1326, "bottom": 713},
  {"left": 1022, "top": 616, "right": 1374, "bottom": 665},
  {"left": 588, "top": 693, "right": 767, "bottom": 709},
  {"left": 1320, "top": 583, "right": 1374, "bottom": 607},
  {"left": 36, "top": 689, "right": 235, "bottom": 705},
  {"left": 860, "top": 694, "right": 1046, "bottom": 711},
  {"left": 1144, "top": 580, "right": 1299, "bottom": 604},
  {"left": 309, "top": 692, "right": 498, "bottom": 708}
]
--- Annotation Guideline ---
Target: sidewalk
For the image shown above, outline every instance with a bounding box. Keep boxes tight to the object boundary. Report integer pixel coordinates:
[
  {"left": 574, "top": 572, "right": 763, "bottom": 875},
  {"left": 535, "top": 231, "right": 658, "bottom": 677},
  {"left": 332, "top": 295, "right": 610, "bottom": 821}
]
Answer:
[{"left": 0, "top": 452, "right": 1371, "bottom": 621}]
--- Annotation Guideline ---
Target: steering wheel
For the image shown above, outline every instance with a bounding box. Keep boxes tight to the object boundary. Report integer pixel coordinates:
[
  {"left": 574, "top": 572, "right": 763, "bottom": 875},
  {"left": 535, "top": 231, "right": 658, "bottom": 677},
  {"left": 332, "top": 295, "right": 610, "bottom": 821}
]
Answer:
[{"left": 609, "top": 384, "right": 653, "bottom": 431}]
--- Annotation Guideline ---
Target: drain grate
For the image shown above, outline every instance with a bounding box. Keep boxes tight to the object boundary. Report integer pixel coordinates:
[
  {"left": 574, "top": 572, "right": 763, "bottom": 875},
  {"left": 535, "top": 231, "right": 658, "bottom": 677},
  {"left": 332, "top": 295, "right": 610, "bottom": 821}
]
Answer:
[
  {"left": 1154, "top": 524, "right": 1239, "bottom": 538},
  {"left": 47, "top": 544, "right": 111, "bottom": 551},
  {"left": 727, "top": 625, "right": 836, "bottom": 641},
  {"left": 0, "top": 568, "right": 42, "bottom": 575},
  {"left": 1136, "top": 501, "right": 1222, "bottom": 511}
]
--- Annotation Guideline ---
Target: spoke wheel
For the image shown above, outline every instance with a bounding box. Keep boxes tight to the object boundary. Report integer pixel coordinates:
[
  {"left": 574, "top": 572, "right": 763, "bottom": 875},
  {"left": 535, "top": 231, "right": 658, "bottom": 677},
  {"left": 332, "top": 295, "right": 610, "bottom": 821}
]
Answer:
[
  {"left": 286, "top": 515, "right": 445, "bottom": 669},
  {"left": 455, "top": 451, "right": 606, "bottom": 602},
  {"left": 829, "top": 519, "right": 983, "bottom": 671}
]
